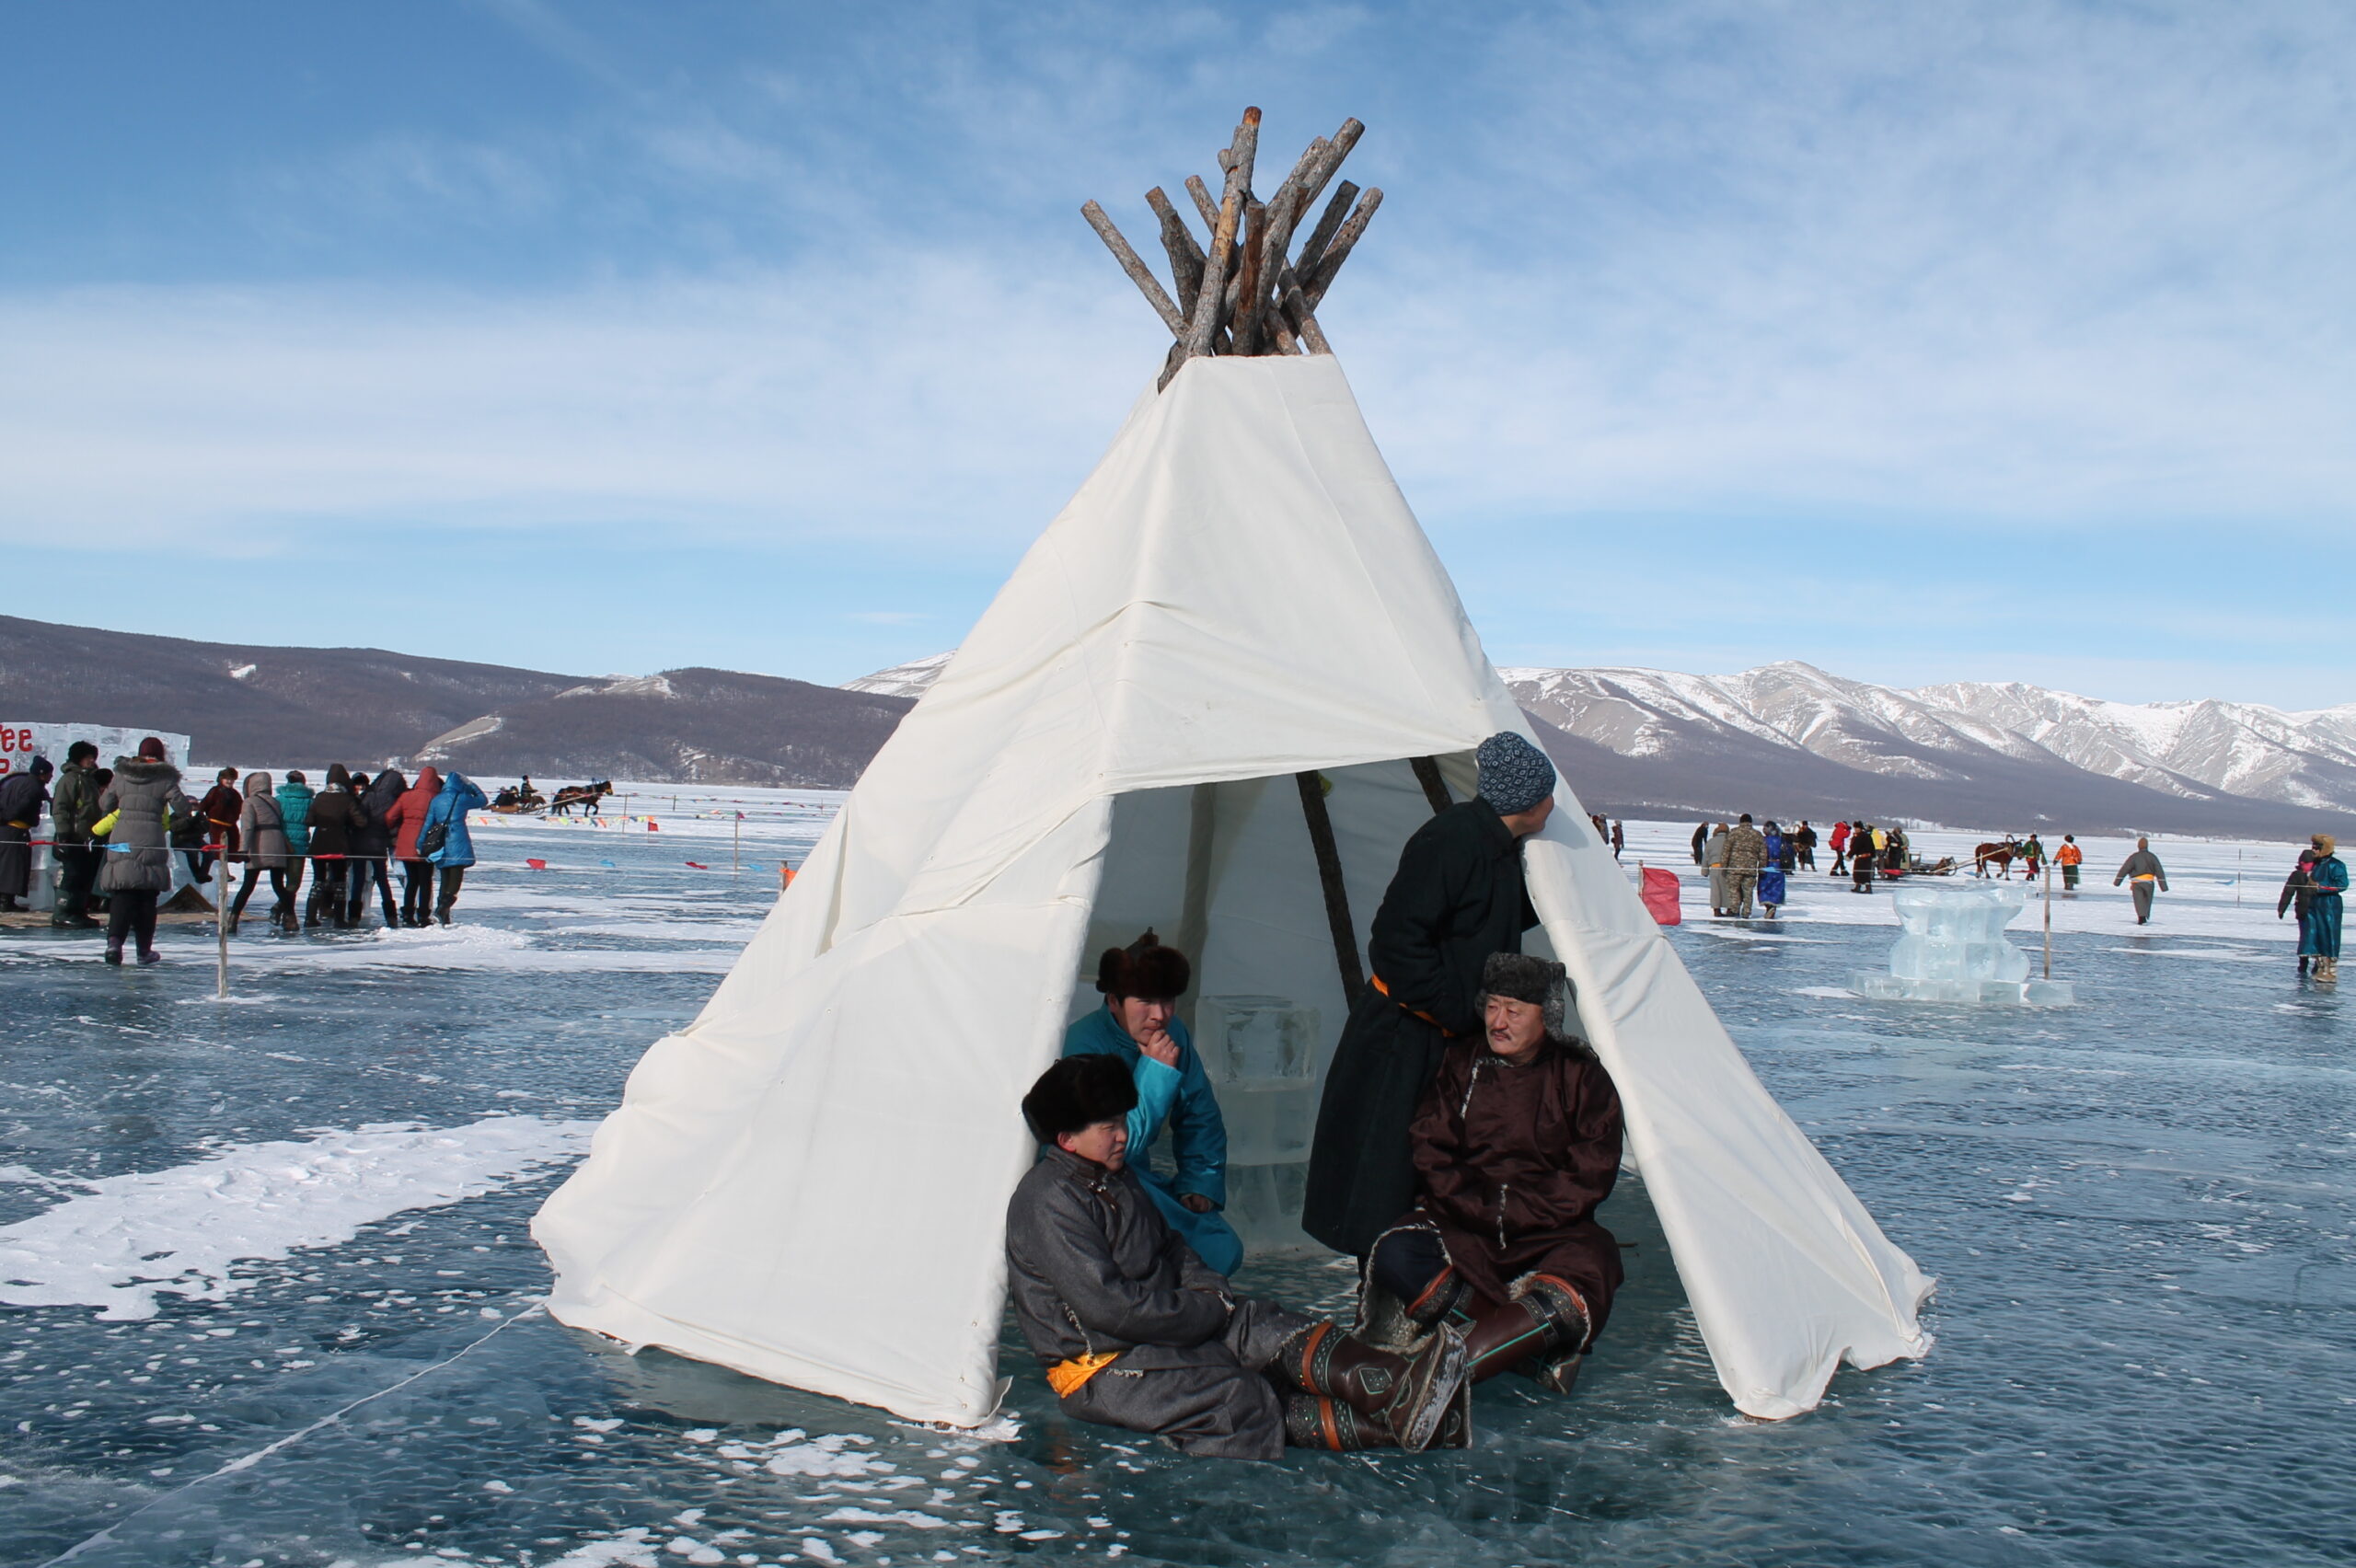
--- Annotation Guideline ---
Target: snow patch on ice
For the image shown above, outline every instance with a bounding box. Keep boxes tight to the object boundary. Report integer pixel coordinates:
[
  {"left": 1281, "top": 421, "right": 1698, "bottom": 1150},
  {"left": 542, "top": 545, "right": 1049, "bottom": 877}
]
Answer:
[
  {"left": 0, "top": 1116, "right": 596, "bottom": 1318},
  {"left": 543, "top": 1528, "right": 664, "bottom": 1567}
]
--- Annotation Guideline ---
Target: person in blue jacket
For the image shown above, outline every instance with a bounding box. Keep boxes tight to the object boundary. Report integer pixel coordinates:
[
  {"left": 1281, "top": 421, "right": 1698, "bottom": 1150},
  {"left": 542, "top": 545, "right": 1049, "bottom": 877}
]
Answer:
[
  {"left": 2301, "top": 834, "right": 2345, "bottom": 983},
  {"left": 1061, "top": 931, "right": 1241, "bottom": 1274},
  {"left": 419, "top": 771, "right": 490, "bottom": 926}
]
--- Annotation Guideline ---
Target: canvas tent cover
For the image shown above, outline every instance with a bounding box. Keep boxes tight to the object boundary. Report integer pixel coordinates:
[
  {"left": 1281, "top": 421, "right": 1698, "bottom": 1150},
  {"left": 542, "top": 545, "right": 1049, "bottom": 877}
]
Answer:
[{"left": 535, "top": 354, "right": 1933, "bottom": 1424}]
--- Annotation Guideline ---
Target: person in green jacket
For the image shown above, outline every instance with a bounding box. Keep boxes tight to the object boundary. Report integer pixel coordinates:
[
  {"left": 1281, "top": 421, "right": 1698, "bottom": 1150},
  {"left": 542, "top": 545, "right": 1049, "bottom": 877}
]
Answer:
[{"left": 47, "top": 743, "right": 104, "bottom": 928}]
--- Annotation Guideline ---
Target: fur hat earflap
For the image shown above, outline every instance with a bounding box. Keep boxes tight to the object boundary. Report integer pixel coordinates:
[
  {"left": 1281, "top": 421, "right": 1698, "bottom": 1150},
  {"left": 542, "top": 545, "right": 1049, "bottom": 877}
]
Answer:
[
  {"left": 1481, "top": 951, "right": 1576, "bottom": 1043},
  {"left": 1022, "top": 1053, "right": 1138, "bottom": 1144},
  {"left": 1095, "top": 928, "right": 1191, "bottom": 1000},
  {"left": 2315, "top": 834, "right": 2337, "bottom": 857}
]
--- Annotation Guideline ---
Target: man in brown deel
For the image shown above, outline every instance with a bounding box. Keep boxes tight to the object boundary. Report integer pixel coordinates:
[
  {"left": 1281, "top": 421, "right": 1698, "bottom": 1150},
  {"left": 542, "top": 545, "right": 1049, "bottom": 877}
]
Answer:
[{"left": 1354, "top": 953, "right": 1624, "bottom": 1396}]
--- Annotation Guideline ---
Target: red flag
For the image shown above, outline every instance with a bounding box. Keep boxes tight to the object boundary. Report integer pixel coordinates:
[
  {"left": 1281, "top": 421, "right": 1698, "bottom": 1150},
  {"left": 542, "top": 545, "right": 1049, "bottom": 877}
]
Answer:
[
  {"left": 525, "top": 858, "right": 547, "bottom": 870},
  {"left": 685, "top": 860, "right": 709, "bottom": 869},
  {"left": 1640, "top": 866, "right": 1682, "bottom": 926}
]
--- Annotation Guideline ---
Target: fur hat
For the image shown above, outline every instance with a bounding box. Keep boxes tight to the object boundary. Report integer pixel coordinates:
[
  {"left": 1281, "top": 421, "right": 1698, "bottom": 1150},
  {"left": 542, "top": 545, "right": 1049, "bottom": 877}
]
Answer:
[
  {"left": 1475, "top": 732, "right": 1556, "bottom": 817},
  {"left": 1481, "top": 951, "right": 1575, "bottom": 1043},
  {"left": 2316, "top": 834, "right": 2338, "bottom": 856},
  {"left": 1096, "top": 929, "right": 1191, "bottom": 1000},
  {"left": 1022, "top": 1053, "right": 1138, "bottom": 1143}
]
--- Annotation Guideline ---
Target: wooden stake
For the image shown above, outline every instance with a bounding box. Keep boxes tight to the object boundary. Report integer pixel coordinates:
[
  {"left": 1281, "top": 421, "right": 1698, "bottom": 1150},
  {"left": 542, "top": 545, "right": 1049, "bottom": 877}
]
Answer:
[
  {"left": 1145, "top": 186, "right": 1206, "bottom": 317},
  {"left": 1295, "top": 770, "right": 1365, "bottom": 1006},
  {"left": 1082, "top": 200, "right": 1187, "bottom": 337},
  {"left": 1410, "top": 756, "right": 1452, "bottom": 815}
]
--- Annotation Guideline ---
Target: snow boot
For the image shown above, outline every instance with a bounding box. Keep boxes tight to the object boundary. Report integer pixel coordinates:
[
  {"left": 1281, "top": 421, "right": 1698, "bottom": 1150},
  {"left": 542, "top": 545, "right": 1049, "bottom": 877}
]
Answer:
[
  {"left": 1280, "top": 1320, "right": 1468, "bottom": 1453},
  {"left": 0, "top": 894, "right": 20, "bottom": 912},
  {"left": 2318, "top": 957, "right": 2339, "bottom": 984},
  {"left": 103, "top": 943, "right": 123, "bottom": 965},
  {"left": 136, "top": 949, "right": 160, "bottom": 966},
  {"left": 1461, "top": 1274, "right": 1589, "bottom": 1386},
  {"left": 223, "top": 911, "right": 239, "bottom": 936}
]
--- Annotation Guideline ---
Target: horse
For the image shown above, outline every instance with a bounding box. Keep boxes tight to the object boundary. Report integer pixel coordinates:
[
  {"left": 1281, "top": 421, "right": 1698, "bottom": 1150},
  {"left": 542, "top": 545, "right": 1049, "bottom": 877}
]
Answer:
[
  {"left": 1974, "top": 839, "right": 2023, "bottom": 878},
  {"left": 549, "top": 780, "right": 614, "bottom": 819}
]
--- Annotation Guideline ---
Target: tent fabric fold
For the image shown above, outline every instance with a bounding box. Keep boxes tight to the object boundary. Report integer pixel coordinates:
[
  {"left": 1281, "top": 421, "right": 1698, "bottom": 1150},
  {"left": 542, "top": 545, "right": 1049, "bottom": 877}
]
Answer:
[{"left": 534, "top": 353, "right": 1931, "bottom": 1426}]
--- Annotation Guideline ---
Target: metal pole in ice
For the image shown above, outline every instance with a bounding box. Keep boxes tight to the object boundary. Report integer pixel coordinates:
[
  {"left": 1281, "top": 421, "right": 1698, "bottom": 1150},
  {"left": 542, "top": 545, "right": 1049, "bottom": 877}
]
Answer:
[
  {"left": 733, "top": 811, "right": 742, "bottom": 876},
  {"left": 214, "top": 848, "right": 231, "bottom": 999},
  {"left": 2043, "top": 860, "right": 2053, "bottom": 979}
]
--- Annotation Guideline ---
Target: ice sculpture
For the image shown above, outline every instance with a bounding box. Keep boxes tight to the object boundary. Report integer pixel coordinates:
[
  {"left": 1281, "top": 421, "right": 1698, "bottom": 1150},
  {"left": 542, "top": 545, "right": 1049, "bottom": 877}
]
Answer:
[
  {"left": 1192, "top": 994, "right": 1321, "bottom": 1251},
  {"left": 1851, "top": 880, "right": 2074, "bottom": 1006}
]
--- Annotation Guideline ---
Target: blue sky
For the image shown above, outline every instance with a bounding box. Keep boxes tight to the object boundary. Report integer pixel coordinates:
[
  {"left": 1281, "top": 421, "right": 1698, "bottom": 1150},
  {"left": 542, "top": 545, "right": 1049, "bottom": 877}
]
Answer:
[{"left": 5, "top": 2, "right": 2350, "bottom": 707}]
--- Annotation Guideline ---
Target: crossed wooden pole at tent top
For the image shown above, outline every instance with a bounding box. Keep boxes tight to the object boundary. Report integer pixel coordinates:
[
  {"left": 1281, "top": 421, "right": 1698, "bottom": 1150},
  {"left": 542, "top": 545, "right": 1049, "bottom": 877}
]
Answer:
[
  {"left": 1080, "top": 107, "right": 1382, "bottom": 392},
  {"left": 1084, "top": 111, "right": 1449, "bottom": 1014}
]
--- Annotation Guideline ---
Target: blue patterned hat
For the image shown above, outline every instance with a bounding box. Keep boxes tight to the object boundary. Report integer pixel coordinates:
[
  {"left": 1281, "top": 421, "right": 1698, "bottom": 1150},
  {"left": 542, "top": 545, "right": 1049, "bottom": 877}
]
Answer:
[{"left": 1475, "top": 732, "right": 1556, "bottom": 816}]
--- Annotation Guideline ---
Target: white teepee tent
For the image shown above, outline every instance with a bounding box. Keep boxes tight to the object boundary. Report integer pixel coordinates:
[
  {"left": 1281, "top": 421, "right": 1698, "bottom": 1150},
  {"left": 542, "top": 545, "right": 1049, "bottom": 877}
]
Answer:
[{"left": 535, "top": 110, "right": 1932, "bottom": 1425}]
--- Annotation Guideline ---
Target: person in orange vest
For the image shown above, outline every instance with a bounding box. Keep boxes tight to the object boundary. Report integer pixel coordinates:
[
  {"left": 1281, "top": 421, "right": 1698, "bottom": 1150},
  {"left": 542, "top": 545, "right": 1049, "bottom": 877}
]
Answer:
[{"left": 2056, "top": 835, "right": 2084, "bottom": 892}]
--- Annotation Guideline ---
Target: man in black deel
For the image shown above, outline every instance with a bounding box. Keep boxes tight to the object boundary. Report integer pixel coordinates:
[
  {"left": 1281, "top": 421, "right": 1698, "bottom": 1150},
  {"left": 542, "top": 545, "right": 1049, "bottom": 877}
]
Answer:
[{"left": 1302, "top": 731, "right": 1554, "bottom": 1259}]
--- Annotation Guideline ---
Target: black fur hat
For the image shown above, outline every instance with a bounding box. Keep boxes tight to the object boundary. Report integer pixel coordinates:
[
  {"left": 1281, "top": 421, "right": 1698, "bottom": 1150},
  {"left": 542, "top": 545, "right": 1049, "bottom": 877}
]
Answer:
[
  {"left": 1022, "top": 1054, "right": 1139, "bottom": 1144},
  {"left": 1095, "top": 928, "right": 1191, "bottom": 1000},
  {"left": 1481, "top": 951, "right": 1575, "bottom": 1043}
]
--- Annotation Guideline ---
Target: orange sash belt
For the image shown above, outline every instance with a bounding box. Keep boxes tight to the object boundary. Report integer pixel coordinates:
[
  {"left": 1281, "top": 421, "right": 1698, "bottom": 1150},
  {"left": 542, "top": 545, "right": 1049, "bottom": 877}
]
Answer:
[
  {"left": 1045, "top": 1351, "right": 1121, "bottom": 1398},
  {"left": 1369, "top": 974, "right": 1456, "bottom": 1037}
]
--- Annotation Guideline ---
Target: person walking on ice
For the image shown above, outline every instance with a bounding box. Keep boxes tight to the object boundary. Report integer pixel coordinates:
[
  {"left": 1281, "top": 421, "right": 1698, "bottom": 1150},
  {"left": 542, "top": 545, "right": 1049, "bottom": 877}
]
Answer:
[
  {"left": 2056, "top": 835, "right": 2083, "bottom": 893},
  {"left": 2299, "top": 835, "right": 2344, "bottom": 982},
  {"left": 2114, "top": 837, "right": 2169, "bottom": 926}
]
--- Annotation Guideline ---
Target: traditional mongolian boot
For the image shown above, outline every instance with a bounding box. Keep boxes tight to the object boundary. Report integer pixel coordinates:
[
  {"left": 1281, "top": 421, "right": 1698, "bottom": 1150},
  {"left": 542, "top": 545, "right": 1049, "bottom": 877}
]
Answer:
[
  {"left": 1461, "top": 1274, "right": 1590, "bottom": 1388},
  {"left": 1280, "top": 1320, "right": 1468, "bottom": 1452},
  {"left": 1283, "top": 1389, "right": 1472, "bottom": 1451}
]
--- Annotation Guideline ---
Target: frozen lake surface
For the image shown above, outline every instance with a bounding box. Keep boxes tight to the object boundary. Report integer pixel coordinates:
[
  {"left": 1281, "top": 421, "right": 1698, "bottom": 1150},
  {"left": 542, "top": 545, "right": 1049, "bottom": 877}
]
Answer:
[{"left": 2, "top": 797, "right": 2350, "bottom": 1566}]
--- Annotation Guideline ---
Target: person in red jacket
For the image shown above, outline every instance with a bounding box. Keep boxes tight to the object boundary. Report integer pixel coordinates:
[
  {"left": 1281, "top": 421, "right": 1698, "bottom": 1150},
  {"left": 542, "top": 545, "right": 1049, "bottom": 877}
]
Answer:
[
  {"left": 1829, "top": 820, "right": 1853, "bottom": 875},
  {"left": 1357, "top": 953, "right": 1624, "bottom": 1399},
  {"left": 382, "top": 766, "right": 443, "bottom": 928}
]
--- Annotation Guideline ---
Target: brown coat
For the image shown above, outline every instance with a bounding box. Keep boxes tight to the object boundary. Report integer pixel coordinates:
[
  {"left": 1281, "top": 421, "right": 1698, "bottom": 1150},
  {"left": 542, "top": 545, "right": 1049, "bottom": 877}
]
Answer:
[{"left": 1407, "top": 1035, "right": 1626, "bottom": 1325}]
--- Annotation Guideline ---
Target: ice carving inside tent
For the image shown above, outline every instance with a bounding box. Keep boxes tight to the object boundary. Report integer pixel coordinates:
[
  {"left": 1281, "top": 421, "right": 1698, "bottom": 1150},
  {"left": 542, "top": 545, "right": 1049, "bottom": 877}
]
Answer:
[
  {"left": 1193, "top": 995, "right": 1320, "bottom": 1251},
  {"left": 1852, "top": 882, "right": 2074, "bottom": 1006}
]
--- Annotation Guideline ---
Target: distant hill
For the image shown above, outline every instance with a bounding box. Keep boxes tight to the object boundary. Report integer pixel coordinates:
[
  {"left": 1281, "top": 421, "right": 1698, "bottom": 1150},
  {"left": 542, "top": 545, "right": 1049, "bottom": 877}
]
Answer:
[
  {"left": 413, "top": 669, "right": 912, "bottom": 788},
  {"left": 0, "top": 617, "right": 909, "bottom": 786}
]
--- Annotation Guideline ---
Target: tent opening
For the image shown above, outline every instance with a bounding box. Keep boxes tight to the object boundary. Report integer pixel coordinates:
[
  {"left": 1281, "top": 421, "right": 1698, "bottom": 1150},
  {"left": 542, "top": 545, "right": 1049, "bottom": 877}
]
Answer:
[{"left": 1074, "top": 751, "right": 1567, "bottom": 1254}]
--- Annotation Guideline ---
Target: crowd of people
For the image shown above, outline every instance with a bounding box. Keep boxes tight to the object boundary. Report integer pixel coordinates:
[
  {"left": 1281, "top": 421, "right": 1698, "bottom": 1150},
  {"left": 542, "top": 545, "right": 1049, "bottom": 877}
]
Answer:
[
  {"left": 1011, "top": 732, "right": 1616, "bottom": 1456},
  {"left": 0, "top": 739, "right": 490, "bottom": 963}
]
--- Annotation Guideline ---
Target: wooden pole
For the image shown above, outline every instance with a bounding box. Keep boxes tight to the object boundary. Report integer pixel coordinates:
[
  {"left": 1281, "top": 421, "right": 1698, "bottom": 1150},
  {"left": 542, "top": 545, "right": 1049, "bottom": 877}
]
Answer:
[
  {"left": 1295, "top": 179, "right": 1358, "bottom": 276},
  {"left": 1295, "top": 770, "right": 1365, "bottom": 1006},
  {"left": 1081, "top": 200, "right": 1187, "bottom": 337},
  {"left": 1184, "top": 174, "right": 1221, "bottom": 232},
  {"left": 1230, "top": 199, "right": 1270, "bottom": 354},
  {"left": 2043, "top": 860, "right": 2053, "bottom": 979},
  {"left": 1175, "top": 782, "right": 1217, "bottom": 1036},
  {"left": 1409, "top": 756, "right": 1452, "bottom": 815},
  {"left": 1184, "top": 109, "right": 1258, "bottom": 362},
  {"left": 1274, "top": 263, "right": 1331, "bottom": 354},
  {"left": 1304, "top": 187, "right": 1384, "bottom": 307},
  {"left": 1145, "top": 186, "right": 1206, "bottom": 317},
  {"left": 733, "top": 812, "right": 742, "bottom": 876}
]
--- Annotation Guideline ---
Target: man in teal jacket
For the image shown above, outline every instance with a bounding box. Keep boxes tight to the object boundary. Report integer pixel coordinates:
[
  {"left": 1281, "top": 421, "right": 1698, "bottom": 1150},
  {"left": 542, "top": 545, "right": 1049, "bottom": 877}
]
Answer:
[{"left": 1062, "top": 931, "right": 1239, "bottom": 1274}]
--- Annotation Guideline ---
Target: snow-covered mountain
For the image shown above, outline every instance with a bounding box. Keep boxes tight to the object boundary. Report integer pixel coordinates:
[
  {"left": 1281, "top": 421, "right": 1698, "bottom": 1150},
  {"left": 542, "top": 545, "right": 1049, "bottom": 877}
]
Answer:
[
  {"left": 848, "top": 651, "right": 2352, "bottom": 835},
  {"left": 839, "top": 651, "right": 955, "bottom": 699},
  {"left": 1502, "top": 662, "right": 2356, "bottom": 814}
]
